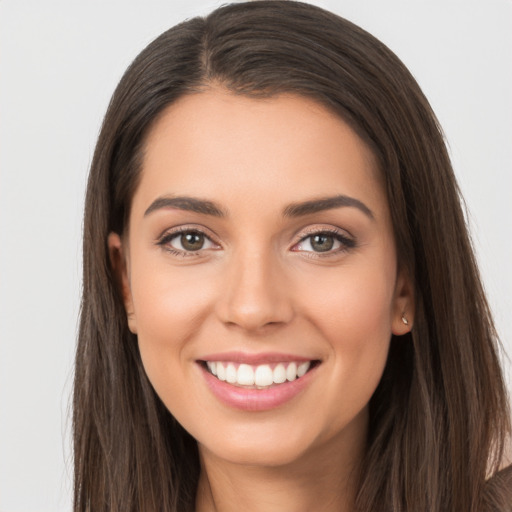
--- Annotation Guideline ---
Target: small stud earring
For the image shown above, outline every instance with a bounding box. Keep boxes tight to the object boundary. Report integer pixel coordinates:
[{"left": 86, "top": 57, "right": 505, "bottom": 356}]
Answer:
[{"left": 401, "top": 314, "right": 409, "bottom": 326}]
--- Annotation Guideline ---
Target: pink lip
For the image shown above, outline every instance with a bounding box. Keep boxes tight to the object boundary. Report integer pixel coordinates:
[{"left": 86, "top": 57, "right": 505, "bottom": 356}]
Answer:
[
  {"left": 198, "top": 351, "right": 313, "bottom": 365},
  {"left": 197, "top": 359, "right": 319, "bottom": 412}
]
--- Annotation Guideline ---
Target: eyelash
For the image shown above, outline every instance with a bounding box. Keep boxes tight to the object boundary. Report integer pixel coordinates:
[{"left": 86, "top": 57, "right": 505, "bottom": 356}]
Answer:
[
  {"left": 156, "top": 226, "right": 219, "bottom": 258},
  {"left": 291, "top": 228, "right": 356, "bottom": 258},
  {"left": 156, "top": 226, "right": 356, "bottom": 258}
]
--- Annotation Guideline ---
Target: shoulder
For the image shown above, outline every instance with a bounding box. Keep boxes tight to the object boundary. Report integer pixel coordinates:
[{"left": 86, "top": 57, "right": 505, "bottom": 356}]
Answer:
[{"left": 483, "top": 465, "right": 512, "bottom": 512}]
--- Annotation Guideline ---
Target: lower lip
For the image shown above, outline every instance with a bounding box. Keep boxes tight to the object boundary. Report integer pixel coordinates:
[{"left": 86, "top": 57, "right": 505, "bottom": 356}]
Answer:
[{"left": 199, "top": 363, "right": 318, "bottom": 412}]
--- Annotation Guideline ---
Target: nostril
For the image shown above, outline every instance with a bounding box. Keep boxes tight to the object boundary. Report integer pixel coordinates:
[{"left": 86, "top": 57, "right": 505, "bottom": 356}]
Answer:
[{"left": 214, "top": 265, "right": 295, "bottom": 330}]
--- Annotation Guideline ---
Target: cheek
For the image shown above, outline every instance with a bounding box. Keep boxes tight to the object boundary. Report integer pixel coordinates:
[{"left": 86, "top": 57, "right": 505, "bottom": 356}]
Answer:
[
  {"left": 131, "top": 260, "right": 216, "bottom": 341},
  {"left": 128, "top": 260, "right": 218, "bottom": 397},
  {"left": 298, "top": 261, "right": 395, "bottom": 414},
  {"left": 303, "top": 260, "right": 395, "bottom": 343}
]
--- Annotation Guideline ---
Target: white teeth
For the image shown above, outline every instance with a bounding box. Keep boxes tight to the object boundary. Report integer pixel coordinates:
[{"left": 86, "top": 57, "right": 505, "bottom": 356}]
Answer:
[
  {"left": 237, "top": 364, "right": 255, "bottom": 385},
  {"left": 254, "top": 365, "right": 273, "bottom": 387},
  {"left": 297, "top": 362, "right": 310, "bottom": 377},
  {"left": 226, "top": 363, "right": 237, "bottom": 384},
  {"left": 273, "top": 364, "right": 287, "bottom": 384},
  {"left": 207, "top": 361, "right": 217, "bottom": 376},
  {"left": 216, "top": 362, "right": 226, "bottom": 381},
  {"left": 286, "top": 362, "right": 297, "bottom": 382},
  {"left": 205, "top": 360, "right": 313, "bottom": 387}
]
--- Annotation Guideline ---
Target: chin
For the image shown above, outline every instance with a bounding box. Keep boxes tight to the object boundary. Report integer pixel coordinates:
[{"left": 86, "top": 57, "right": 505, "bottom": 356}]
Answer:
[
  {"left": 194, "top": 412, "right": 356, "bottom": 470},
  {"left": 201, "top": 434, "right": 313, "bottom": 468}
]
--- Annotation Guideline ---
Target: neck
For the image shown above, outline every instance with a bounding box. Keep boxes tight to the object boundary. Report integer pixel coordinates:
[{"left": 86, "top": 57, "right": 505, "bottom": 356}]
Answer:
[{"left": 195, "top": 429, "right": 364, "bottom": 512}]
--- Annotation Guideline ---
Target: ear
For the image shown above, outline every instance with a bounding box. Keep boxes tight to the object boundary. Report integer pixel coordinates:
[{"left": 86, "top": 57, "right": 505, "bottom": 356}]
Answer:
[
  {"left": 108, "top": 232, "right": 137, "bottom": 334},
  {"left": 391, "top": 267, "right": 415, "bottom": 336}
]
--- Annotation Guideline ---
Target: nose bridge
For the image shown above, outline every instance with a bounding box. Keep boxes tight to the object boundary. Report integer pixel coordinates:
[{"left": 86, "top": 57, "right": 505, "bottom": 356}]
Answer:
[{"left": 217, "top": 244, "right": 293, "bottom": 331}]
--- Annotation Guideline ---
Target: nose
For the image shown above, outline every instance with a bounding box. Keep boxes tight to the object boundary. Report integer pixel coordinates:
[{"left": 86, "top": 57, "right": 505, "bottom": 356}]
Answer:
[{"left": 215, "top": 248, "right": 295, "bottom": 332}]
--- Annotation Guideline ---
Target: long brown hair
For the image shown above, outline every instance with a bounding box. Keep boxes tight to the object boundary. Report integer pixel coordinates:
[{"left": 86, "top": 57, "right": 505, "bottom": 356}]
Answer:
[{"left": 74, "top": 2, "right": 511, "bottom": 510}]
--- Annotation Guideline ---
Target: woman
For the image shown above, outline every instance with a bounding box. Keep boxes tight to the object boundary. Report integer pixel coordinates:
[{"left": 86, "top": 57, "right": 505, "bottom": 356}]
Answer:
[{"left": 73, "top": 1, "right": 511, "bottom": 510}]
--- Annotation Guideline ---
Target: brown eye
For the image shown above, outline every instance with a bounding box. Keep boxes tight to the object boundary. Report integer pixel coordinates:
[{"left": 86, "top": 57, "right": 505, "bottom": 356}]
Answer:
[
  {"left": 159, "top": 229, "right": 218, "bottom": 254},
  {"left": 310, "top": 234, "right": 334, "bottom": 252},
  {"left": 292, "top": 230, "right": 355, "bottom": 255},
  {"left": 180, "top": 232, "right": 205, "bottom": 251}
]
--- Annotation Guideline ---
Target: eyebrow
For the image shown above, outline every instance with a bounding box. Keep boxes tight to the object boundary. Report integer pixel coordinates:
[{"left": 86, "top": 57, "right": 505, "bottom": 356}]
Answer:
[
  {"left": 144, "top": 196, "right": 226, "bottom": 217},
  {"left": 283, "top": 195, "right": 374, "bottom": 219},
  {"left": 144, "top": 194, "right": 374, "bottom": 220}
]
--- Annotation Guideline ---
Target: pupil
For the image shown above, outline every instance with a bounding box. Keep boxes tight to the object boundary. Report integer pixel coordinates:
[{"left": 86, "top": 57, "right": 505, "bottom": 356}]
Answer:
[
  {"left": 312, "top": 234, "right": 334, "bottom": 252},
  {"left": 181, "top": 232, "right": 204, "bottom": 251}
]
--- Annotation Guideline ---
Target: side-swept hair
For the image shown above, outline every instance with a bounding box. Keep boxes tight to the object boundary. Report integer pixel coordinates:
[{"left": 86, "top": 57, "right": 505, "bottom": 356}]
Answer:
[{"left": 74, "top": 2, "right": 511, "bottom": 510}]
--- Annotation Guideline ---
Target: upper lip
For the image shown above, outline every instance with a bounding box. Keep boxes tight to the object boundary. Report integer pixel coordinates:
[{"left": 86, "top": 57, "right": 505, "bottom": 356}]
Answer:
[{"left": 198, "top": 351, "right": 317, "bottom": 365}]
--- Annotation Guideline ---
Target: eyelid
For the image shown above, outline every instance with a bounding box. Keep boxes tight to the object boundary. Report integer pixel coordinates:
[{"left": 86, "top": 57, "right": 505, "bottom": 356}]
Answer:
[
  {"left": 293, "top": 224, "right": 354, "bottom": 243},
  {"left": 156, "top": 223, "right": 219, "bottom": 240}
]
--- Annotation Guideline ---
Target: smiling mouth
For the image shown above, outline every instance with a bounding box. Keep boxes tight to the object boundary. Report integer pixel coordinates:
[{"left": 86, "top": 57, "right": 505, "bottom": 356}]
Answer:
[{"left": 200, "top": 360, "right": 320, "bottom": 389}]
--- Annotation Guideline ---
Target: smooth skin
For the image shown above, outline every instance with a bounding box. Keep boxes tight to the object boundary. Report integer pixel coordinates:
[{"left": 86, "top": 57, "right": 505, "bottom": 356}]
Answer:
[{"left": 109, "top": 88, "right": 414, "bottom": 512}]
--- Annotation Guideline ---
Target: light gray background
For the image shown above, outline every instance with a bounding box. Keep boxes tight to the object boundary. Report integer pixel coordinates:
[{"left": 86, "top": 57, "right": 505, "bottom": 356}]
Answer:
[{"left": 1, "top": 1, "right": 511, "bottom": 510}]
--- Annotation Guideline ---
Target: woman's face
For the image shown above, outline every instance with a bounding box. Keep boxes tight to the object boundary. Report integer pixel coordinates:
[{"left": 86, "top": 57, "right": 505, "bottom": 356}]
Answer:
[{"left": 110, "top": 89, "right": 413, "bottom": 469}]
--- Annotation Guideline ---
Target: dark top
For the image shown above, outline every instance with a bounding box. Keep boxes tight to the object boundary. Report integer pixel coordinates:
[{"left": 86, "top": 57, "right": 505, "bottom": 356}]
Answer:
[{"left": 484, "top": 464, "right": 512, "bottom": 511}]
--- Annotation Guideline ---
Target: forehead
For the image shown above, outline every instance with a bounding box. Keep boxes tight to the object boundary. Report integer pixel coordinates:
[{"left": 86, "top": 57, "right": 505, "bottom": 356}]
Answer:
[{"left": 134, "top": 88, "right": 386, "bottom": 218}]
